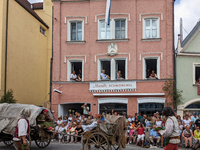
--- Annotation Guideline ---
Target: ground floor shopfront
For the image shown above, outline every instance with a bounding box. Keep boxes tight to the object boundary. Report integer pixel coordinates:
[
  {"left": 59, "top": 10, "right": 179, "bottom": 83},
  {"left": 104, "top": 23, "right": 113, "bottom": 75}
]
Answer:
[{"left": 51, "top": 80, "right": 170, "bottom": 119}]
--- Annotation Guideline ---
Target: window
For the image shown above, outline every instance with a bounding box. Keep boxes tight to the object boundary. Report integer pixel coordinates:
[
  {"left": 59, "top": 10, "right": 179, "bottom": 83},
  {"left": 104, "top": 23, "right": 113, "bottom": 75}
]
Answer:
[
  {"left": 67, "top": 60, "right": 84, "bottom": 81},
  {"left": 40, "top": 27, "right": 46, "bottom": 35},
  {"left": 115, "top": 20, "right": 126, "bottom": 39},
  {"left": 99, "top": 103, "right": 127, "bottom": 115},
  {"left": 99, "top": 20, "right": 111, "bottom": 39},
  {"left": 68, "top": 21, "right": 84, "bottom": 41},
  {"left": 143, "top": 18, "right": 159, "bottom": 38},
  {"left": 115, "top": 60, "right": 125, "bottom": 79},
  {"left": 194, "top": 65, "right": 200, "bottom": 84},
  {"left": 143, "top": 57, "right": 160, "bottom": 79},
  {"left": 99, "top": 58, "right": 127, "bottom": 80},
  {"left": 71, "top": 22, "right": 82, "bottom": 41},
  {"left": 98, "top": 19, "right": 127, "bottom": 40},
  {"left": 139, "top": 103, "right": 164, "bottom": 116}
]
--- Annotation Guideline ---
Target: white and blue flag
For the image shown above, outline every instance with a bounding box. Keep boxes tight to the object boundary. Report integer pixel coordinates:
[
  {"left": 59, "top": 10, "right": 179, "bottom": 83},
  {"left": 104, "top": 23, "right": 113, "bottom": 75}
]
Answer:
[{"left": 105, "top": 0, "right": 111, "bottom": 25}]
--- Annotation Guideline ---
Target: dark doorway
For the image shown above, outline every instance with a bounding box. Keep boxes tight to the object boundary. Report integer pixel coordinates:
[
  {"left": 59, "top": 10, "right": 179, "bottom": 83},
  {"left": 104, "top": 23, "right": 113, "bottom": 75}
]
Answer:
[
  {"left": 139, "top": 103, "right": 164, "bottom": 116},
  {"left": 99, "top": 103, "right": 127, "bottom": 115},
  {"left": 101, "top": 61, "right": 111, "bottom": 77},
  {"left": 146, "top": 59, "right": 157, "bottom": 78},
  {"left": 116, "top": 60, "right": 125, "bottom": 79}
]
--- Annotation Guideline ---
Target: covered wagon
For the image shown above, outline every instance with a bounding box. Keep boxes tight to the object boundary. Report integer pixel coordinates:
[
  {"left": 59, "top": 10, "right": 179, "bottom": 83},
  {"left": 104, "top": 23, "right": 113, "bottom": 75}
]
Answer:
[
  {"left": 83, "top": 114, "right": 127, "bottom": 150},
  {"left": 0, "top": 103, "right": 54, "bottom": 149}
]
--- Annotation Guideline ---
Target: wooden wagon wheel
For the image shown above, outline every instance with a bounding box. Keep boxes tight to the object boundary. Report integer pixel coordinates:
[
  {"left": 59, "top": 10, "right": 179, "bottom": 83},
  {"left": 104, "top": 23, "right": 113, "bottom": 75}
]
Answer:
[
  {"left": 3, "top": 140, "right": 13, "bottom": 146},
  {"left": 35, "top": 135, "right": 51, "bottom": 148},
  {"left": 86, "top": 132, "right": 109, "bottom": 150}
]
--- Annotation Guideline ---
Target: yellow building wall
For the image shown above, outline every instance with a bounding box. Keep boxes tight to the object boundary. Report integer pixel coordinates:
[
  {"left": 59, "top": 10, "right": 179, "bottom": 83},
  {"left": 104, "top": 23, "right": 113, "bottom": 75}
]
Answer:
[
  {"left": 6, "top": 0, "right": 50, "bottom": 106},
  {"left": 34, "top": 0, "right": 53, "bottom": 105}
]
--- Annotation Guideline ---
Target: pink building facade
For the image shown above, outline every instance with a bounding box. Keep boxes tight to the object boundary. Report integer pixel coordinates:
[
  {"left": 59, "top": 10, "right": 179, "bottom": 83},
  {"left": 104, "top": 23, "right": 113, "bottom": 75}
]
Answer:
[{"left": 52, "top": 0, "right": 175, "bottom": 118}]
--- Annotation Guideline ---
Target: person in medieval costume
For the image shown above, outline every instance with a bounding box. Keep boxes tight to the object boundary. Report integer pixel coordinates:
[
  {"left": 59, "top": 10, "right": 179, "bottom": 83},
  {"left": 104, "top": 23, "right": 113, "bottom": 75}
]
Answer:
[
  {"left": 13, "top": 108, "right": 31, "bottom": 150},
  {"left": 158, "top": 107, "right": 180, "bottom": 150},
  {"left": 37, "top": 109, "right": 54, "bottom": 131}
]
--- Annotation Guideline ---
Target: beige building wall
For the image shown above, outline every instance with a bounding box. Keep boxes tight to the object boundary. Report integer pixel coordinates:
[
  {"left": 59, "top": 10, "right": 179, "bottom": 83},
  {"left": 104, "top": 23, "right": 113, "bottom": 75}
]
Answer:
[
  {"left": 34, "top": 0, "right": 53, "bottom": 104},
  {"left": 2, "top": 0, "right": 51, "bottom": 106}
]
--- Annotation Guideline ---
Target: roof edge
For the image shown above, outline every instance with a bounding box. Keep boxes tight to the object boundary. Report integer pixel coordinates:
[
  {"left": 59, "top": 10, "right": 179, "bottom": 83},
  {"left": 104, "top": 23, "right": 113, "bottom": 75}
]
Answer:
[{"left": 15, "top": 0, "right": 49, "bottom": 29}]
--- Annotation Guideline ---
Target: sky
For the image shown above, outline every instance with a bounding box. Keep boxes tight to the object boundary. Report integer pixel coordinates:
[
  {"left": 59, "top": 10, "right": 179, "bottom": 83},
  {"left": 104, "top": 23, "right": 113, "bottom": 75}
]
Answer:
[{"left": 28, "top": 0, "right": 200, "bottom": 46}]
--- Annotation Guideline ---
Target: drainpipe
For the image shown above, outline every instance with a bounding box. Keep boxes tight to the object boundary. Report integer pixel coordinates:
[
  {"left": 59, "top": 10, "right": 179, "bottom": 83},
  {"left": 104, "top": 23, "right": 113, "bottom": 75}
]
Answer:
[
  {"left": 172, "top": 0, "right": 177, "bottom": 111},
  {"left": 49, "top": 6, "right": 54, "bottom": 104},
  {"left": 4, "top": 0, "right": 9, "bottom": 97}
]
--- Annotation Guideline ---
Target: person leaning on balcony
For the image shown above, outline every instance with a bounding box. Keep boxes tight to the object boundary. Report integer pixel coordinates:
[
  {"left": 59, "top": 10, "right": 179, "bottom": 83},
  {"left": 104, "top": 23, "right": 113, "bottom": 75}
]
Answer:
[
  {"left": 196, "top": 77, "right": 200, "bottom": 84},
  {"left": 149, "top": 70, "right": 157, "bottom": 79},
  {"left": 100, "top": 70, "right": 110, "bottom": 79},
  {"left": 117, "top": 70, "right": 124, "bottom": 79}
]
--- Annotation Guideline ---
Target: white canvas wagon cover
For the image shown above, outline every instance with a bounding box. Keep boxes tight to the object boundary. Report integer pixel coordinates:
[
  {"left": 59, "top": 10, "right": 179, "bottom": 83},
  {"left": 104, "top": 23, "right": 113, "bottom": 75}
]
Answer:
[{"left": 0, "top": 103, "right": 53, "bottom": 136}]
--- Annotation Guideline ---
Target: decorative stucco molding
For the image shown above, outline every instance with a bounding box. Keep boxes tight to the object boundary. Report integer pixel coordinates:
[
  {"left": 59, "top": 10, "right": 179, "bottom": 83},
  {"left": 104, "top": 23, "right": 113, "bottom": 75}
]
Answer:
[
  {"left": 95, "top": 53, "right": 131, "bottom": 62},
  {"left": 95, "top": 13, "right": 131, "bottom": 22},
  {"left": 137, "top": 97, "right": 166, "bottom": 104},
  {"left": 64, "top": 16, "right": 88, "bottom": 24},
  {"left": 139, "top": 13, "right": 163, "bottom": 21},
  {"left": 64, "top": 55, "right": 87, "bottom": 63},
  {"left": 98, "top": 98, "right": 129, "bottom": 104},
  {"left": 139, "top": 52, "right": 163, "bottom": 61}
]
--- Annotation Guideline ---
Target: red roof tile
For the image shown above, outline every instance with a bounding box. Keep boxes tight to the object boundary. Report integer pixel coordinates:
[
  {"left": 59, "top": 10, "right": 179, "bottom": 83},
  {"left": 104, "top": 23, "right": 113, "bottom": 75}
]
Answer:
[
  {"left": 32, "top": 2, "right": 43, "bottom": 10},
  {"left": 15, "top": 0, "right": 48, "bottom": 28}
]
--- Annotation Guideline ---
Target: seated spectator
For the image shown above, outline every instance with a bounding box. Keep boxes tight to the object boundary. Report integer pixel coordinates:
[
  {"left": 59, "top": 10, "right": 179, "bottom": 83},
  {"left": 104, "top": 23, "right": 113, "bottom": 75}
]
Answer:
[
  {"left": 156, "top": 116, "right": 162, "bottom": 127},
  {"left": 195, "top": 114, "right": 200, "bottom": 129},
  {"left": 75, "top": 122, "right": 83, "bottom": 143},
  {"left": 128, "top": 115, "right": 132, "bottom": 122},
  {"left": 138, "top": 112, "right": 143, "bottom": 121},
  {"left": 182, "top": 125, "right": 193, "bottom": 148},
  {"left": 70, "top": 71, "right": 81, "bottom": 81},
  {"left": 135, "top": 122, "right": 145, "bottom": 147},
  {"left": 66, "top": 122, "right": 77, "bottom": 143},
  {"left": 196, "top": 77, "right": 200, "bottom": 84},
  {"left": 117, "top": 70, "right": 124, "bottom": 79},
  {"left": 149, "top": 125, "right": 161, "bottom": 146},
  {"left": 194, "top": 126, "right": 200, "bottom": 144},
  {"left": 55, "top": 116, "right": 63, "bottom": 132},
  {"left": 179, "top": 121, "right": 183, "bottom": 135},
  {"left": 78, "top": 69, "right": 82, "bottom": 78},
  {"left": 100, "top": 70, "right": 110, "bottom": 80},
  {"left": 59, "top": 123, "right": 67, "bottom": 143},
  {"left": 63, "top": 116, "right": 68, "bottom": 124},
  {"left": 81, "top": 115, "right": 87, "bottom": 125},
  {"left": 183, "top": 114, "right": 191, "bottom": 129},
  {"left": 135, "top": 117, "right": 140, "bottom": 125},
  {"left": 191, "top": 112, "right": 198, "bottom": 132},
  {"left": 76, "top": 113, "right": 82, "bottom": 122},
  {"left": 146, "top": 69, "right": 151, "bottom": 78},
  {"left": 140, "top": 115, "right": 147, "bottom": 126},
  {"left": 127, "top": 122, "right": 134, "bottom": 144},
  {"left": 146, "top": 117, "right": 151, "bottom": 127},
  {"left": 177, "top": 115, "right": 182, "bottom": 123},
  {"left": 149, "top": 70, "right": 157, "bottom": 79},
  {"left": 68, "top": 114, "right": 73, "bottom": 124}
]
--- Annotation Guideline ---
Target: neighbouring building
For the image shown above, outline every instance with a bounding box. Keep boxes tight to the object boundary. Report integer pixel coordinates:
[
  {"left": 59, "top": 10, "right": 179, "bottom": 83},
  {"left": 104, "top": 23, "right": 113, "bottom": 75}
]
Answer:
[
  {"left": 51, "top": 0, "right": 175, "bottom": 118},
  {"left": 176, "top": 21, "right": 200, "bottom": 117},
  {"left": 0, "top": 0, "right": 53, "bottom": 108}
]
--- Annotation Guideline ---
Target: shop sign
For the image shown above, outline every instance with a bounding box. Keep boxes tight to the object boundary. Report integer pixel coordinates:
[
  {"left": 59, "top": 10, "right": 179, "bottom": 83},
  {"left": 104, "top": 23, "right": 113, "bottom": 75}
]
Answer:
[{"left": 89, "top": 81, "right": 136, "bottom": 92}]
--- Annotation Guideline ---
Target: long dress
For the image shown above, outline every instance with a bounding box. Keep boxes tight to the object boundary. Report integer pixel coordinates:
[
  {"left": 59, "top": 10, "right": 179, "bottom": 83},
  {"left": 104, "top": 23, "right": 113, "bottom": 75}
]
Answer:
[{"left": 37, "top": 114, "right": 54, "bottom": 128}]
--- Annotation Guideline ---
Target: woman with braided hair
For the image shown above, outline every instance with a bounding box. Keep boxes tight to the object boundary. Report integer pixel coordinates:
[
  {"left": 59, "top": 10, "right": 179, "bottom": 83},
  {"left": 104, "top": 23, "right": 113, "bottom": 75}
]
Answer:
[
  {"left": 158, "top": 107, "right": 180, "bottom": 150},
  {"left": 13, "top": 108, "right": 31, "bottom": 150}
]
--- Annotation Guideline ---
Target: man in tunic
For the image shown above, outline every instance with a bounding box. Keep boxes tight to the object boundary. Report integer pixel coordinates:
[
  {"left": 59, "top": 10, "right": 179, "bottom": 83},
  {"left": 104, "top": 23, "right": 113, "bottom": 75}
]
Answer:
[
  {"left": 159, "top": 107, "right": 180, "bottom": 150},
  {"left": 13, "top": 108, "right": 31, "bottom": 150}
]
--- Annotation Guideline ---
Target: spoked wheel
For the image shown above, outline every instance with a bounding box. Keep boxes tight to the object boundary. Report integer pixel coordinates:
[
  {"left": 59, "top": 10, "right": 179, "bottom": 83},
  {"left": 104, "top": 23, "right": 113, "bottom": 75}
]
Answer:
[
  {"left": 86, "top": 132, "right": 109, "bottom": 150},
  {"left": 35, "top": 136, "right": 51, "bottom": 148},
  {"left": 3, "top": 140, "right": 13, "bottom": 146}
]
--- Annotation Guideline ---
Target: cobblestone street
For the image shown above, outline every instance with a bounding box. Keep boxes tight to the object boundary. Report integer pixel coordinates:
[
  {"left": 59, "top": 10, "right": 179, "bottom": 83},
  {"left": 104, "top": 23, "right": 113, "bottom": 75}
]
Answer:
[{"left": 0, "top": 141, "right": 167, "bottom": 150}]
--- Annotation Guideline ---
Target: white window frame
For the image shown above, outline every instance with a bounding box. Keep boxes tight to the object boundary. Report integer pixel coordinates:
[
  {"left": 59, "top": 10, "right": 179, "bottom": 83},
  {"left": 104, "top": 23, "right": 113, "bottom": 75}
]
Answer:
[
  {"left": 143, "top": 56, "right": 160, "bottom": 79},
  {"left": 67, "top": 20, "right": 84, "bottom": 41},
  {"left": 143, "top": 17, "right": 160, "bottom": 39},
  {"left": 193, "top": 63, "right": 200, "bottom": 84},
  {"left": 113, "top": 18, "right": 128, "bottom": 39},
  {"left": 67, "top": 59, "right": 84, "bottom": 81},
  {"left": 98, "top": 18, "right": 127, "bottom": 40},
  {"left": 98, "top": 57, "right": 127, "bottom": 80}
]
